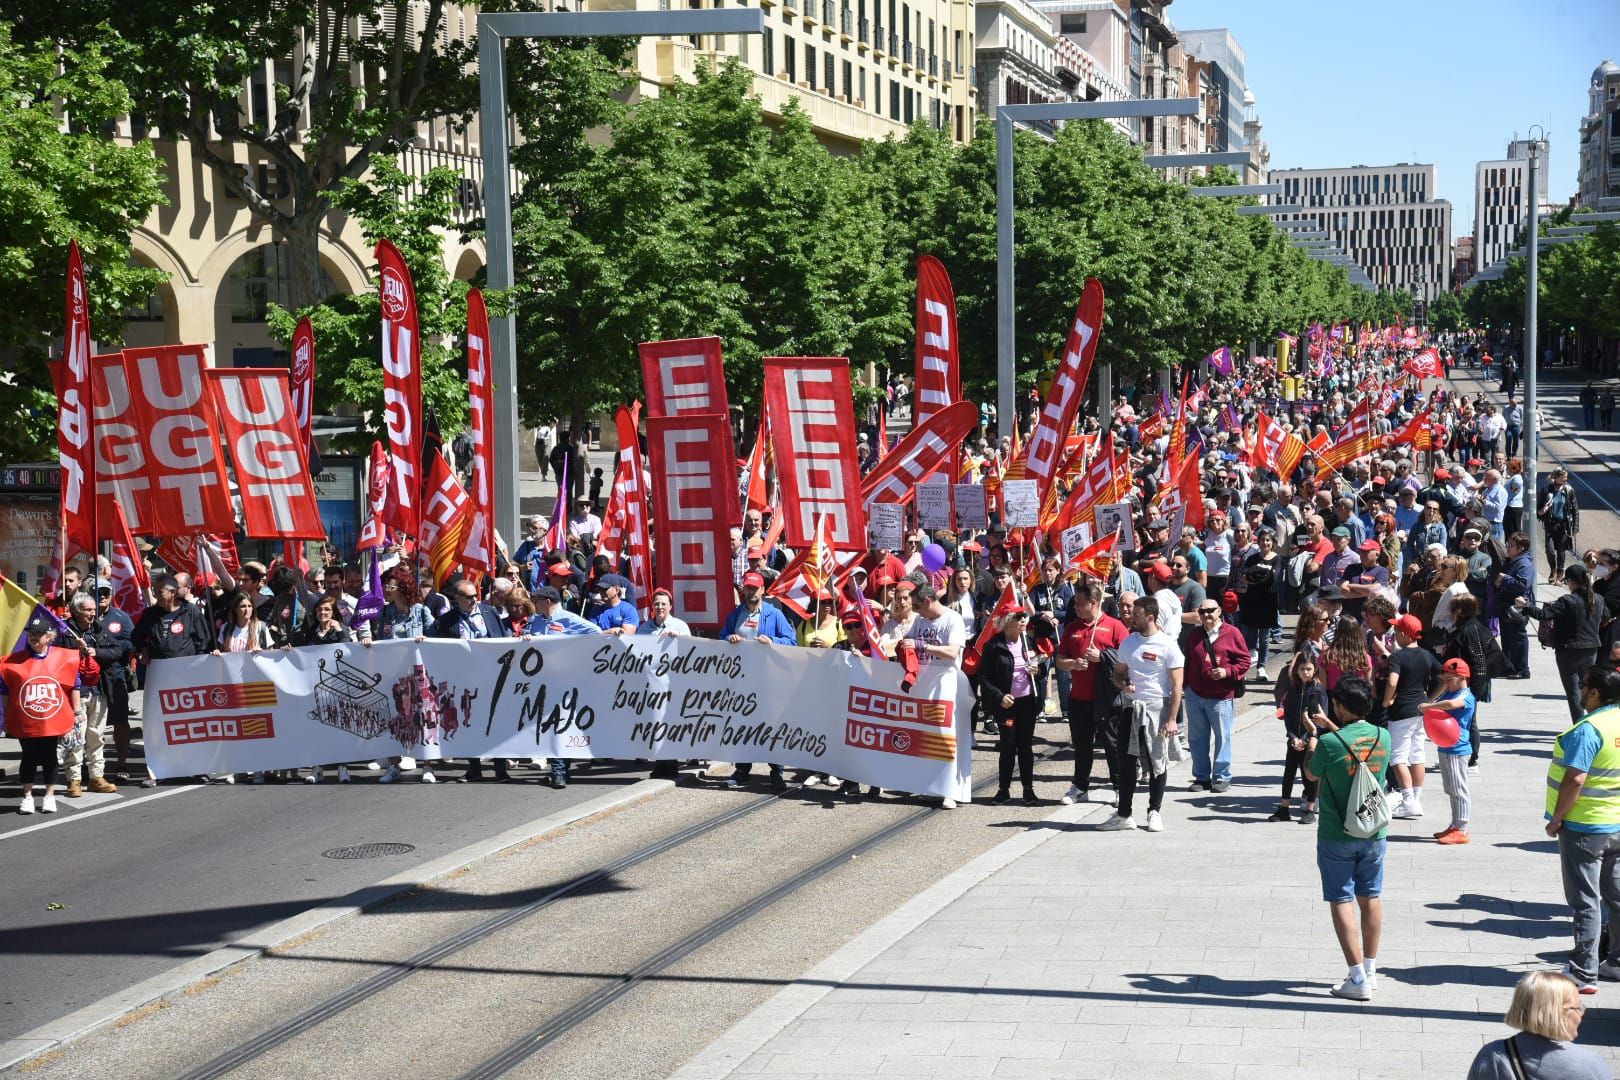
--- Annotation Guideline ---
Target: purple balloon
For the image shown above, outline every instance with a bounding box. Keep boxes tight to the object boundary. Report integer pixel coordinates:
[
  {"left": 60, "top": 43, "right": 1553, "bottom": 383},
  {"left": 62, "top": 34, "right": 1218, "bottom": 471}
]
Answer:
[{"left": 920, "top": 543, "right": 948, "bottom": 574}]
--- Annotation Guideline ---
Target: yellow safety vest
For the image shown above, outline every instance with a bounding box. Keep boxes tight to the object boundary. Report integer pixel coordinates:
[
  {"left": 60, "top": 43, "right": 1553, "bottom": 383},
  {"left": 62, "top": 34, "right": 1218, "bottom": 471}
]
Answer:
[{"left": 1547, "top": 704, "right": 1620, "bottom": 826}]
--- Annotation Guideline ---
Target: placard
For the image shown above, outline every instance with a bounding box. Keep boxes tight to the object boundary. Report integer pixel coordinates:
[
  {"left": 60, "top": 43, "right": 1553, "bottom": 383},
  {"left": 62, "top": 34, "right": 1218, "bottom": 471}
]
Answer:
[
  {"left": 915, "top": 478, "right": 953, "bottom": 530},
  {"left": 1061, "top": 523, "right": 1094, "bottom": 564},
  {"left": 953, "top": 484, "right": 988, "bottom": 530},
  {"left": 1001, "top": 480, "right": 1039, "bottom": 528},
  {"left": 868, "top": 502, "right": 904, "bottom": 550},
  {"left": 1093, "top": 501, "right": 1136, "bottom": 551}
]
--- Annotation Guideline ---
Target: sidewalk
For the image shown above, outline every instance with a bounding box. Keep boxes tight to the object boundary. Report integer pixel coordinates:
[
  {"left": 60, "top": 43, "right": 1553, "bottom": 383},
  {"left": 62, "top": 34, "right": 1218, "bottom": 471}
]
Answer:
[{"left": 678, "top": 651, "right": 1620, "bottom": 1078}]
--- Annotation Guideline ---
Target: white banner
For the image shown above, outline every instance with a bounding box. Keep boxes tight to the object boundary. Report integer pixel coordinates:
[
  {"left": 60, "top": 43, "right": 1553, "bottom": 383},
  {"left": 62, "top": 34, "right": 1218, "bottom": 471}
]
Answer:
[{"left": 144, "top": 638, "right": 975, "bottom": 800}]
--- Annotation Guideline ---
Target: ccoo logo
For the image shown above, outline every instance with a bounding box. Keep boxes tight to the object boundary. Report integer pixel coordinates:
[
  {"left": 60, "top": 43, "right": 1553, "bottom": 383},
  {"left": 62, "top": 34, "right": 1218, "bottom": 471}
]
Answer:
[
  {"left": 19, "top": 676, "right": 63, "bottom": 720},
  {"left": 380, "top": 267, "right": 409, "bottom": 321}
]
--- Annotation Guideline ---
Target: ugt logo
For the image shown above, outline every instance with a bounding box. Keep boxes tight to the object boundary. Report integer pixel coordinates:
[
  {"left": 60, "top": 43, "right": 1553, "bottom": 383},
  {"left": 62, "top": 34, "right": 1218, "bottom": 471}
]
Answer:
[
  {"left": 19, "top": 676, "right": 63, "bottom": 719},
  {"left": 380, "top": 267, "right": 408, "bottom": 321}
]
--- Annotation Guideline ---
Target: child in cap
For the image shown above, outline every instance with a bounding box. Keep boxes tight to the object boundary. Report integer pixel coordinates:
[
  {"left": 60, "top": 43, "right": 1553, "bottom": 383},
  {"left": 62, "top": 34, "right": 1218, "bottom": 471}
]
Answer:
[{"left": 1424, "top": 658, "right": 1477, "bottom": 845}]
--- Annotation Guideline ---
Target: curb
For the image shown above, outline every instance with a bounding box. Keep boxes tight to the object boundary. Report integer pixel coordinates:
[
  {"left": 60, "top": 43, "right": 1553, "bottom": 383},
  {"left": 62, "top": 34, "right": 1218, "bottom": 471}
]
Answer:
[
  {"left": 673, "top": 700, "right": 1275, "bottom": 1079},
  {"left": 0, "top": 777, "right": 673, "bottom": 1073}
]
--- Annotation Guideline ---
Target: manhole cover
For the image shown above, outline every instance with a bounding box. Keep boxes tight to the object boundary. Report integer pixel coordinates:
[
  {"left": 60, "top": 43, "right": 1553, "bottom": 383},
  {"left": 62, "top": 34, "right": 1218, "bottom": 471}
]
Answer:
[{"left": 321, "top": 843, "right": 417, "bottom": 860}]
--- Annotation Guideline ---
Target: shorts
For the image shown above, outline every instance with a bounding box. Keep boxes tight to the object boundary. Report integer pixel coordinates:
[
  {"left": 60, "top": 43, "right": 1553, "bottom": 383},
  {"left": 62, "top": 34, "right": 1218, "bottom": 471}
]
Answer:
[
  {"left": 1387, "top": 716, "right": 1427, "bottom": 765},
  {"left": 1317, "top": 838, "right": 1387, "bottom": 903}
]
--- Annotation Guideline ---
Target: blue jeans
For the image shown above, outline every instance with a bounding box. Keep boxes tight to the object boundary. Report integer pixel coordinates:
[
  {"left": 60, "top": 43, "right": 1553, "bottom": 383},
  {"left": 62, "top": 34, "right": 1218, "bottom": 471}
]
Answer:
[
  {"left": 1184, "top": 689, "right": 1234, "bottom": 783},
  {"left": 1317, "top": 838, "right": 1387, "bottom": 903}
]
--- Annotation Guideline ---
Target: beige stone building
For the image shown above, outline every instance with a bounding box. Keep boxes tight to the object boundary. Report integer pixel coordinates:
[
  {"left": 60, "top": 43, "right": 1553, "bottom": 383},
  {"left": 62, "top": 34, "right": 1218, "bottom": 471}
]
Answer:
[{"left": 622, "top": 0, "right": 979, "bottom": 149}]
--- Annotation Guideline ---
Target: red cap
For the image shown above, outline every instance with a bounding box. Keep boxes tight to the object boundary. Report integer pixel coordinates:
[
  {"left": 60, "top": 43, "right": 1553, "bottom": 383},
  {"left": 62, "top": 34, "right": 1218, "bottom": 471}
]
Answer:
[
  {"left": 1434, "top": 467, "right": 1451, "bottom": 480},
  {"left": 548, "top": 563, "right": 573, "bottom": 578},
  {"left": 1150, "top": 561, "right": 1173, "bottom": 582},
  {"left": 746, "top": 544, "right": 765, "bottom": 558},
  {"left": 1359, "top": 539, "right": 1383, "bottom": 553},
  {"left": 1442, "top": 657, "right": 1471, "bottom": 678},
  {"left": 1392, "top": 613, "right": 1423, "bottom": 639},
  {"left": 651, "top": 587, "right": 672, "bottom": 601},
  {"left": 895, "top": 580, "right": 917, "bottom": 594},
  {"left": 742, "top": 572, "right": 766, "bottom": 588},
  {"left": 874, "top": 572, "right": 896, "bottom": 586},
  {"left": 840, "top": 611, "right": 864, "bottom": 627}
]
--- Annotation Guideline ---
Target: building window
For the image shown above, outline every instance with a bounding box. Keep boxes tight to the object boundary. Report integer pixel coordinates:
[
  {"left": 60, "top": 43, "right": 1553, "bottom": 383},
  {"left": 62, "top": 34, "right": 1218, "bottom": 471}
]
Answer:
[
  {"left": 226, "top": 245, "right": 293, "bottom": 323},
  {"left": 764, "top": 29, "right": 774, "bottom": 75},
  {"left": 826, "top": 52, "right": 836, "bottom": 91},
  {"left": 861, "top": 68, "right": 868, "bottom": 104},
  {"left": 890, "top": 79, "right": 900, "bottom": 120},
  {"left": 806, "top": 43, "right": 816, "bottom": 87},
  {"left": 1060, "top": 13, "right": 1086, "bottom": 33},
  {"left": 786, "top": 40, "right": 796, "bottom": 82}
]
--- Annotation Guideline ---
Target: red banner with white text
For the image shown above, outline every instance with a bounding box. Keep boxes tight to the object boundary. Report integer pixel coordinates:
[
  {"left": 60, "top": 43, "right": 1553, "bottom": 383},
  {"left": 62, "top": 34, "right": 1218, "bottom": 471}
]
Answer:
[
  {"left": 647, "top": 413, "right": 735, "bottom": 630},
  {"left": 913, "top": 255, "right": 961, "bottom": 431},
  {"left": 460, "top": 290, "right": 496, "bottom": 571},
  {"left": 89, "top": 352, "right": 156, "bottom": 535},
  {"left": 291, "top": 316, "right": 316, "bottom": 463},
  {"left": 207, "top": 369, "right": 325, "bottom": 539},
  {"left": 638, "top": 336, "right": 740, "bottom": 527},
  {"left": 57, "top": 242, "right": 96, "bottom": 554},
  {"left": 1023, "top": 278, "right": 1105, "bottom": 506},
  {"left": 861, "top": 401, "right": 979, "bottom": 505},
  {"left": 375, "top": 239, "right": 422, "bottom": 537},
  {"left": 120, "top": 344, "right": 235, "bottom": 536},
  {"left": 763, "top": 357, "right": 866, "bottom": 550}
]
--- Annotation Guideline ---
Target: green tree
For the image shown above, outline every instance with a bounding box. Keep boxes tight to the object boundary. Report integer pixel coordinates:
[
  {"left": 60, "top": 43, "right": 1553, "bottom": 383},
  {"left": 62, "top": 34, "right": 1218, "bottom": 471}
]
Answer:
[
  {"left": 1428, "top": 290, "right": 1465, "bottom": 331},
  {"left": 13, "top": 0, "right": 482, "bottom": 312},
  {"left": 266, "top": 160, "right": 473, "bottom": 452},
  {"left": 0, "top": 19, "right": 166, "bottom": 458}
]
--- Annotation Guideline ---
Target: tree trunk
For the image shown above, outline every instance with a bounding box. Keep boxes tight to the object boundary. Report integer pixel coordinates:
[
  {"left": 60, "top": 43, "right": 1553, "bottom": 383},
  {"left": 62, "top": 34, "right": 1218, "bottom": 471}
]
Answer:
[{"left": 283, "top": 209, "right": 327, "bottom": 315}]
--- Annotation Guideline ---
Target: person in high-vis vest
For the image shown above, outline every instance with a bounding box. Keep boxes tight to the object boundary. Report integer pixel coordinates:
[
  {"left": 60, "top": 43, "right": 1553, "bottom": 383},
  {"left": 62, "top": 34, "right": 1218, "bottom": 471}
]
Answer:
[
  {"left": 1545, "top": 666, "right": 1620, "bottom": 993},
  {"left": 0, "top": 615, "right": 83, "bottom": 815}
]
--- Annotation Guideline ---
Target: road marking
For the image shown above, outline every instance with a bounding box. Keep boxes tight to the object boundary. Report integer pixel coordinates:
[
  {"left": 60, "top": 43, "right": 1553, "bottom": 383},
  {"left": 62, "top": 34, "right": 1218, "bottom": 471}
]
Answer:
[{"left": 0, "top": 784, "right": 204, "bottom": 842}]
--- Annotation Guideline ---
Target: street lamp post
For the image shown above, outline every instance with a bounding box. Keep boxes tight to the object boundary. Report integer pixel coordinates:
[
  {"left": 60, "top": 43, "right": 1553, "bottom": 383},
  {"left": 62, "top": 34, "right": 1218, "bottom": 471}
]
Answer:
[
  {"left": 1523, "top": 127, "right": 1542, "bottom": 579},
  {"left": 994, "top": 98, "right": 1198, "bottom": 444},
  {"left": 478, "top": 8, "right": 765, "bottom": 544}
]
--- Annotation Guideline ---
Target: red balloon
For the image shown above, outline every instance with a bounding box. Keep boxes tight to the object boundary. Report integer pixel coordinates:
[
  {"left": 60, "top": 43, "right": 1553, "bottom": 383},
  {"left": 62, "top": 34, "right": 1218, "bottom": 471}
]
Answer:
[{"left": 1423, "top": 708, "right": 1461, "bottom": 747}]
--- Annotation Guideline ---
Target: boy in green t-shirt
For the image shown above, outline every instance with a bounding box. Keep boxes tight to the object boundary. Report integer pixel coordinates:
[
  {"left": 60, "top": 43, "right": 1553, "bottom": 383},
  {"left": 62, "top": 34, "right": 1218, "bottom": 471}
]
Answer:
[{"left": 1306, "top": 674, "right": 1392, "bottom": 1001}]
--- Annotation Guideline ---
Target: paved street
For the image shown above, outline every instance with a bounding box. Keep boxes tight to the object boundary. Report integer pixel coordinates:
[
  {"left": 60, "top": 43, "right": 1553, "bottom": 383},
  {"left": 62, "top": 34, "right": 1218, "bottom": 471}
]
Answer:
[{"left": 677, "top": 649, "right": 1619, "bottom": 1080}]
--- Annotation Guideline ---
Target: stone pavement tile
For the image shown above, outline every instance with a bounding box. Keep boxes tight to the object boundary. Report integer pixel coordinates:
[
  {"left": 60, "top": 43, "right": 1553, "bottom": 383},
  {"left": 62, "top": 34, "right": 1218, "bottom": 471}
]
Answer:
[
  {"left": 868, "top": 1055, "right": 998, "bottom": 1077},
  {"left": 758, "top": 1053, "right": 882, "bottom": 1075},
  {"left": 1178, "top": 1042, "right": 1302, "bottom": 1066},
  {"left": 1241, "top": 1024, "right": 1361, "bottom": 1048},
  {"left": 856, "top": 1002, "right": 976, "bottom": 1022},
  {"left": 1228, "top": 1066, "right": 1357, "bottom": 1080},
  {"left": 1123, "top": 1023, "right": 1242, "bottom": 1046},
  {"left": 1301, "top": 1046, "right": 1423, "bottom": 1071},
  {"left": 799, "top": 1001, "right": 867, "bottom": 1021},
  {"left": 1421, "top": 1050, "right": 1485, "bottom": 1073},
  {"left": 947, "top": 1036, "right": 1066, "bottom": 1059},
  {"left": 1057, "top": 1037, "right": 1184, "bottom": 1063},
  {"left": 990, "top": 1060, "right": 1115, "bottom": 1079}
]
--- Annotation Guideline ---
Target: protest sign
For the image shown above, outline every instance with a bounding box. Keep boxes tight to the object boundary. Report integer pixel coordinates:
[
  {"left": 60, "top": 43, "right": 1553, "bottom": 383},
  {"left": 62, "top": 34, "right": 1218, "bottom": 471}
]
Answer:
[
  {"left": 915, "top": 477, "right": 953, "bottom": 530},
  {"left": 953, "top": 484, "right": 988, "bottom": 530},
  {"left": 1001, "top": 480, "right": 1039, "bottom": 527}
]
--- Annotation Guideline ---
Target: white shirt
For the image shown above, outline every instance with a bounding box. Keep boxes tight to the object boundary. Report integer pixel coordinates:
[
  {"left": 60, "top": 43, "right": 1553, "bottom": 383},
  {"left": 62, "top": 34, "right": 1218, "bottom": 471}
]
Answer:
[
  {"left": 908, "top": 607, "right": 967, "bottom": 665},
  {"left": 1150, "top": 586, "right": 1183, "bottom": 632},
  {"left": 1120, "top": 629, "right": 1184, "bottom": 705}
]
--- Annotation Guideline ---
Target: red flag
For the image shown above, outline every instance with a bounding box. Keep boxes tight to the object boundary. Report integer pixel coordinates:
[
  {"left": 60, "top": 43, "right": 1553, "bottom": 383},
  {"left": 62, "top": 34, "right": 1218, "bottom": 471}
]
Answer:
[
  {"left": 290, "top": 316, "right": 316, "bottom": 465},
  {"left": 460, "top": 289, "right": 496, "bottom": 571},
  {"left": 767, "top": 545, "right": 861, "bottom": 620},
  {"left": 913, "top": 255, "right": 961, "bottom": 429},
  {"left": 1253, "top": 412, "right": 1306, "bottom": 477},
  {"left": 596, "top": 404, "right": 653, "bottom": 614},
  {"left": 1156, "top": 452, "right": 1204, "bottom": 531},
  {"left": 1315, "top": 400, "right": 1376, "bottom": 478},
  {"left": 763, "top": 357, "right": 866, "bottom": 550},
  {"left": 741, "top": 409, "right": 771, "bottom": 514},
  {"left": 420, "top": 455, "right": 473, "bottom": 589},
  {"left": 1067, "top": 528, "right": 1121, "bottom": 580},
  {"left": 1389, "top": 407, "right": 1434, "bottom": 450},
  {"left": 107, "top": 500, "right": 147, "bottom": 618},
  {"left": 57, "top": 242, "right": 95, "bottom": 554},
  {"left": 120, "top": 345, "right": 236, "bottom": 536},
  {"left": 1168, "top": 370, "right": 1191, "bottom": 470},
  {"left": 837, "top": 580, "right": 885, "bottom": 662},
  {"left": 1023, "top": 278, "right": 1105, "bottom": 505},
  {"left": 862, "top": 400, "right": 979, "bottom": 504},
  {"left": 356, "top": 441, "right": 390, "bottom": 552},
  {"left": 1403, "top": 348, "right": 1439, "bottom": 379},
  {"left": 1048, "top": 432, "right": 1115, "bottom": 545},
  {"left": 875, "top": 407, "right": 889, "bottom": 463},
  {"left": 375, "top": 239, "right": 423, "bottom": 537},
  {"left": 208, "top": 370, "right": 325, "bottom": 539}
]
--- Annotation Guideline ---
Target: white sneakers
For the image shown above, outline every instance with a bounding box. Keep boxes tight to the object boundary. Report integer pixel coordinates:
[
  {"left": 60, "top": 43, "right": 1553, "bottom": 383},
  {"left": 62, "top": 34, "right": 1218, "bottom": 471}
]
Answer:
[
  {"left": 305, "top": 768, "right": 323, "bottom": 784},
  {"left": 1061, "top": 785, "right": 1082, "bottom": 805},
  {"left": 18, "top": 794, "right": 34, "bottom": 815},
  {"left": 40, "top": 793, "right": 56, "bottom": 814},
  {"left": 1098, "top": 813, "right": 1137, "bottom": 831},
  {"left": 400, "top": 757, "right": 417, "bottom": 771},
  {"left": 1392, "top": 791, "right": 1424, "bottom": 819},
  {"left": 379, "top": 764, "right": 400, "bottom": 783},
  {"left": 1145, "top": 810, "right": 1164, "bottom": 833},
  {"left": 421, "top": 769, "right": 437, "bottom": 784},
  {"left": 1331, "top": 976, "right": 1371, "bottom": 1001},
  {"left": 940, "top": 798, "right": 957, "bottom": 809},
  {"left": 1060, "top": 785, "right": 1117, "bottom": 806}
]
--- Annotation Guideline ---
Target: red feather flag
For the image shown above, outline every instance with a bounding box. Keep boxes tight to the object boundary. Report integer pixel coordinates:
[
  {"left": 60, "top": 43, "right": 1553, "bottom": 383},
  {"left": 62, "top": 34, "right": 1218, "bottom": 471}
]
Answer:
[
  {"left": 375, "top": 239, "right": 423, "bottom": 537},
  {"left": 1023, "top": 278, "right": 1105, "bottom": 506},
  {"left": 56, "top": 242, "right": 95, "bottom": 556}
]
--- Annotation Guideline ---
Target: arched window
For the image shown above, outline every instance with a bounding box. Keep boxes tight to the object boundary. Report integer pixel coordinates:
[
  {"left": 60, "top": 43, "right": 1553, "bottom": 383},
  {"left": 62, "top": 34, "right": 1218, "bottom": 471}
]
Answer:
[{"left": 220, "top": 244, "right": 336, "bottom": 324}]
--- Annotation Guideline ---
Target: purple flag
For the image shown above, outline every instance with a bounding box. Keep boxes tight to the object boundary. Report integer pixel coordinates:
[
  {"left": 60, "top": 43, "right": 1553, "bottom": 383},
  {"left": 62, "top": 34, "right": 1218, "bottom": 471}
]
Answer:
[{"left": 1205, "top": 346, "right": 1233, "bottom": 376}]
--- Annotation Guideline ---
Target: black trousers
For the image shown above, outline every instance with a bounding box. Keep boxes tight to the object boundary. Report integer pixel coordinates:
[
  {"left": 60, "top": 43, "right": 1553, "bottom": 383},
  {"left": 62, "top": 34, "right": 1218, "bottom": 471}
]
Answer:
[
  {"left": 1114, "top": 710, "right": 1165, "bottom": 818},
  {"left": 998, "top": 694, "right": 1040, "bottom": 793},
  {"left": 19, "top": 735, "right": 60, "bottom": 787},
  {"left": 1066, "top": 696, "right": 1118, "bottom": 792},
  {"left": 1556, "top": 648, "right": 1599, "bottom": 722},
  {"left": 1282, "top": 743, "right": 1318, "bottom": 802}
]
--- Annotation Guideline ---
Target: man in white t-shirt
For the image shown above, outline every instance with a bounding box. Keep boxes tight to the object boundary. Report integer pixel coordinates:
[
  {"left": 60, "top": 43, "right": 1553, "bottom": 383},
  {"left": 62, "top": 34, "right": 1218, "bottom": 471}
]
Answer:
[
  {"left": 907, "top": 583, "right": 966, "bottom": 666},
  {"left": 1100, "top": 595, "right": 1184, "bottom": 834}
]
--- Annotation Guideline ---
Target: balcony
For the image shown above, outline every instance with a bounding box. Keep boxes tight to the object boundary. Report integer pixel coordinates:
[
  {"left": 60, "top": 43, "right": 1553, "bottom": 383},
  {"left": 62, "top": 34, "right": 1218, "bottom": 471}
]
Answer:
[
  {"left": 888, "top": 31, "right": 898, "bottom": 55},
  {"left": 903, "top": 42, "right": 912, "bottom": 65},
  {"left": 841, "top": 7, "right": 853, "bottom": 37},
  {"left": 858, "top": 17, "right": 869, "bottom": 44},
  {"left": 823, "top": 0, "right": 835, "bottom": 25},
  {"left": 873, "top": 23, "right": 885, "bottom": 52}
]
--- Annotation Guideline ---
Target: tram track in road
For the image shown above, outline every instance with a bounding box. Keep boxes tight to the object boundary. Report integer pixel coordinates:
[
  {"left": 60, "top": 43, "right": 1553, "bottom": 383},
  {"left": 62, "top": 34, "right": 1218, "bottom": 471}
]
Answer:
[
  {"left": 173, "top": 739, "right": 1057, "bottom": 1080},
  {"left": 175, "top": 783, "right": 795, "bottom": 1080}
]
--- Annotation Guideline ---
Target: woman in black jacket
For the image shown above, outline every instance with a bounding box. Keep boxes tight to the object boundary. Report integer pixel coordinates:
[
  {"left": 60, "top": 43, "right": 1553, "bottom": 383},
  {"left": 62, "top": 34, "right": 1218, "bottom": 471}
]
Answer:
[
  {"left": 1522, "top": 563, "right": 1607, "bottom": 721},
  {"left": 1445, "top": 593, "right": 1497, "bottom": 769},
  {"left": 978, "top": 609, "right": 1041, "bottom": 806}
]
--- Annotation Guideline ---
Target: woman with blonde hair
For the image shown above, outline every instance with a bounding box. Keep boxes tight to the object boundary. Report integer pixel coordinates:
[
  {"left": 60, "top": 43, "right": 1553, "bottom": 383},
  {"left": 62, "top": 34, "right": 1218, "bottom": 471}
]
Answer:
[{"left": 1467, "top": 970, "right": 1610, "bottom": 1078}]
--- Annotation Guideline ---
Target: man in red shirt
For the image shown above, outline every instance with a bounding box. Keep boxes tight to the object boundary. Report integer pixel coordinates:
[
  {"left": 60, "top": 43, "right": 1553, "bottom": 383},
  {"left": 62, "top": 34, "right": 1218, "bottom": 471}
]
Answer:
[{"left": 1055, "top": 580, "right": 1129, "bottom": 805}]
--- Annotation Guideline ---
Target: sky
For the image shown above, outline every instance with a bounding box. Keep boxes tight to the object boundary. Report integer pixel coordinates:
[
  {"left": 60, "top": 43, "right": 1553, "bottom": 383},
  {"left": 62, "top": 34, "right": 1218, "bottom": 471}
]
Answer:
[{"left": 1168, "top": 0, "right": 1620, "bottom": 239}]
